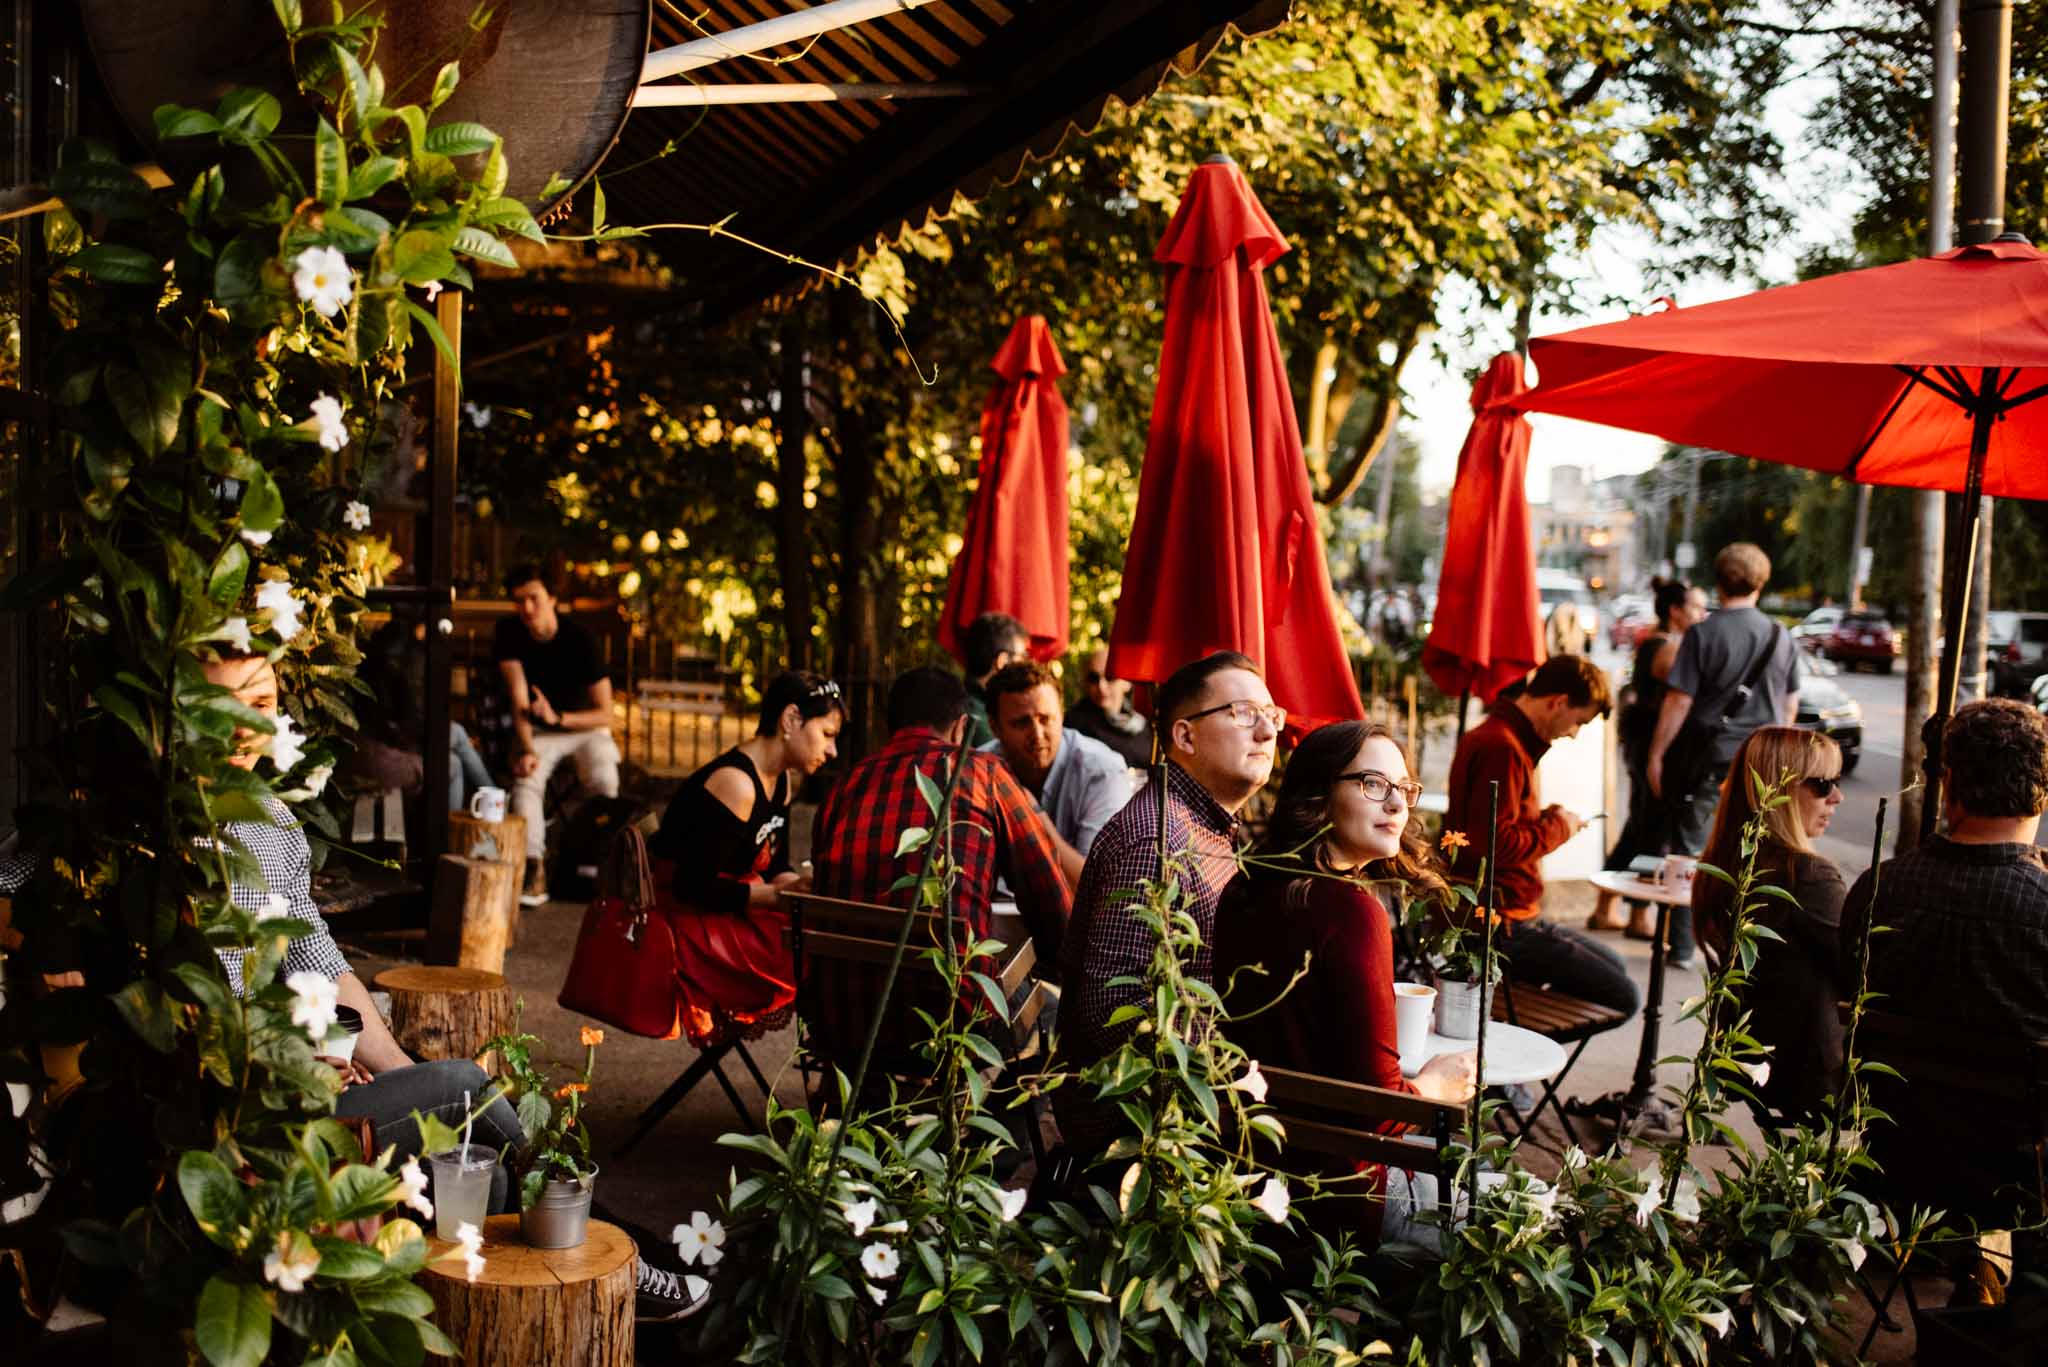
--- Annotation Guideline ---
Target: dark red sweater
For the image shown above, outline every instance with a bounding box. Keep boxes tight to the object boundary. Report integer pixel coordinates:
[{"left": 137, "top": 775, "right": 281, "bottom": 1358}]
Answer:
[{"left": 1444, "top": 703, "right": 1573, "bottom": 916}]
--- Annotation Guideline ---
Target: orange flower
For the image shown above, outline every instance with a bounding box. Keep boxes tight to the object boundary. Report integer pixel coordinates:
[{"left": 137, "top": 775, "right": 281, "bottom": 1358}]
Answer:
[
  {"left": 580, "top": 1027, "right": 605, "bottom": 1047},
  {"left": 553, "top": 1082, "right": 589, "bottom": 1100},
  {"left": 1439, "top": 830, "right": 1471, "bottom": 855}
]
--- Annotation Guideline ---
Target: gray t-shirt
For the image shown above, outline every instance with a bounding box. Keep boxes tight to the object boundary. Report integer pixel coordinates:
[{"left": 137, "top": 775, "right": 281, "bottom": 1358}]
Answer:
[{"left": 1666, "top": 605, "right": 1799, "bottom": 766}]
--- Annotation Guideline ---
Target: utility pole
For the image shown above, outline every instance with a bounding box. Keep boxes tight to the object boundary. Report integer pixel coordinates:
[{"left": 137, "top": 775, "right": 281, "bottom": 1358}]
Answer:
[
  {"left": 1900, "top": 0, "right": 1958, "bottom": 851},
  {"left": 1846, "top": 485, "right": 1871, "bottom": 607}
]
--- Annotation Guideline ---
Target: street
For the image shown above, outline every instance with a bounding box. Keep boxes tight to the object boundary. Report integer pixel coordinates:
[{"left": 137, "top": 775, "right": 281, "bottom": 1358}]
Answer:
[{"left": 1809, "top": 665, "right": 1909, "bottom": 876}]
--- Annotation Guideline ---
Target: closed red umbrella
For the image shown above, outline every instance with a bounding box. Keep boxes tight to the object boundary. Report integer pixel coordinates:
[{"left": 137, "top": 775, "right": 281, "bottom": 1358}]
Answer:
[
  {"left": 938, "top": 315, "right": 1071, "bottom": 664},
  {"left": 1421, "top": 353, "right": 1546, "bottom": 706},
  {"left": 1106, "top": 156, "right": 1364, "bottom": 730}
]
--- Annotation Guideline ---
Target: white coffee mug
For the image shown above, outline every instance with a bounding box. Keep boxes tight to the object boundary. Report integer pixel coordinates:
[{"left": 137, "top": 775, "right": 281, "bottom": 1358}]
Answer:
[
  {"left": 469, "top": 786, "right": 508, "bottom": 823},
  {"left": 1393, "top": 982, "right": 1437, "bottom": 1062},
  {"left": 1661, "top": 853, "right": 1698, "bottom": 894}
]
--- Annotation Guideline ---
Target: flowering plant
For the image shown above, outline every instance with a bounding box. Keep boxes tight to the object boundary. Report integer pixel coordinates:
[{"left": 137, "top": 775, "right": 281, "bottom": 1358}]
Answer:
[
  {"left": 483, "top": 1013, "right": 603, "bottom": 1209},
  {"left": 1423, "top": 828, "right": 1502, "bottom": 985}
]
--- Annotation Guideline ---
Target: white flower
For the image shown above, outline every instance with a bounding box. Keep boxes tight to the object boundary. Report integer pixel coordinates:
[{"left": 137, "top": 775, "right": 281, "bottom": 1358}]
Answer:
[
  {"left": 291, "top": 245, "right": 354, "bottom": 318},
  {"left": 342, "top": 500, "right": 371, "bottom": 531},
  {"left": 672, "top": 1211, "right": 725, "bottom": 1267},
  {"left": 1522, "top": 1182, "right": 1561, "bottom": 1228},
  {"left": 1561, "top": 1145, "right": 1588, "bottom": 1172},
  {"left": 310, "top": 394, "right": 348, "bottom": 452},
  {"left": 1698, "top": 1307, "right": 1732, "bottom": 1339},
  {"left": 872, "top": 1220, "right": 907, "bottom": 1235},
  {"left": 286, "top": 971, "right": 339, "bottom": 1041},
  {"left": 860, "top": 1242, "right": 899, "bottom": 1280},
  {"left": 464, "top": 401, "right": 492, "bottom": 429},
  {"left": 262, "top": 893, "right": 290, "bottom": 921},
  {"left": 1251, "top": 1176, "right": 1291, "bottom": 1225},
  {"left": 263, "top": 1232, "right": 320, "bottom": 1293},
  {"left": 268, "top": 711, "right": 306, "bottom": 773},
  {"left": 1844, "top": 1190, "right": 1888, "bottom": 1239},
  {"left": 997, "top": 1187, "right": 1028, "bottom": 1223},
  {"left": 219, "top": 617, "right": 252, "bottom": 654},
  {"left": 240, "top": 527, "right": 273, "bottom": 547},
  {"left": 1632, "top": 1179, "right": 1663, "bottom": 1227},
  {"left": 299, "top": 764, "right": 332, "bottom": 798},
  {"left": 454, "top": 1220, "right": 485, "bottom": 1282},
  {"left": 868, "top": 1282, "right": 887, "bottom": 1306},
  {"left": 396, "top": 1157, "right": 434, "bottom": 1219},
  {"left": 254, "top": 578, "right": 302, "bottom": 641},
  {"left": 842, "top": 1197, "right": 878, "bottom": 1238},
  {"left": 1669, "top": 1177, "right": 1701, "bottom": 1224},
  {"left": 1839, "top": 1238, "right": 1867, "bottom": 1271},
  {"left": 422, "top": 280, "right": 443, "bottom": 302},
  {"left": 1742, "top": 1060, "right": 1772, "bottom": 1089},
  {"left": 902, "top": 1114, "right": 936, "bottom": 1130},
  {"left": 1229, "top": 1059, "right": 1269, "bottom": 1104}
]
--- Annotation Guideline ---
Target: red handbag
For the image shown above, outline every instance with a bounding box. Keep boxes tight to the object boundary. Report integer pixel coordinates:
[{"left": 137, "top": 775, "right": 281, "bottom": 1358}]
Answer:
[{"left": 558, "top": 824, "right": 684, "bottom": 1040}]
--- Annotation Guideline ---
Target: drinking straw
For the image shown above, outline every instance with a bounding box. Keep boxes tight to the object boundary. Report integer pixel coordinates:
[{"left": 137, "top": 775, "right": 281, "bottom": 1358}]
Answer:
[{"left": 461, "top": 1090, "right": 473, "bottom": 1162}]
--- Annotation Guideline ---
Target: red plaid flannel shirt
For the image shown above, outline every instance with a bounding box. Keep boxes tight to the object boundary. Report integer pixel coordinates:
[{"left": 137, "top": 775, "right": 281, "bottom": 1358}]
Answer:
[{"left": 806, "top": 726, "right": 1070, "bottom": 1067}]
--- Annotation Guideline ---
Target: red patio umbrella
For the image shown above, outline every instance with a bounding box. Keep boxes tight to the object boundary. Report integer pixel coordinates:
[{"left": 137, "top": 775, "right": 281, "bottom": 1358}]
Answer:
[
  {"left": 1514, "top": 235, "right": 2048, "bottom": 822},
  {"left": 1106, "top": 155, "right": 1364, "bottom": 731},
  {"left": 937, "top": 315, "right": 1071, "bottom": 664},
  {"left": 1421, "top": 352, "right": 1546, "bottom": 709}
]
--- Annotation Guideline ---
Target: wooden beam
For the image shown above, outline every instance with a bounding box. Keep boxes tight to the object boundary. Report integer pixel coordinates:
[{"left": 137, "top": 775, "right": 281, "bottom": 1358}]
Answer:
[
  {"left": 633, "top": 81, "right": 983, "bottom": 107},
  {"left": 641, "top": 0, "right": 940, "bottom": 83},
  {"left": 424, "top": 289, "right": 463, "bottom": 964}
]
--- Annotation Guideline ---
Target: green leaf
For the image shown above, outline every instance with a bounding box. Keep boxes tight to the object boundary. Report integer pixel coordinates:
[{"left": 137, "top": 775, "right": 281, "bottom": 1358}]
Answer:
[
  {"left": 894, "top": 826, "right": 932, "bottom": 859},
  {"left": 92, "top": 684, "right": 153, "bottom": 751},
  {"left": 345, "top": 156, "right": 403, "bottom": 202},
  {"left": 113, "top": 977, "right": 179, "bottom": 1053},
  {"left": 51, "top": 160, "right": 155, "bottom": 219},
  {"left": 591, "top": 179, "right": 608, "bottom": 235},
  {"left": 331, "top": 43, "right": 375, "bottom": 127},
  {"left": 215, "top": 89, "right": 282, "bottom": 138},
  {"left": 238, "top": 466, "right": 285, "bottom": 535},
  {"left": 178, "top": 1151, "right": 248, "bottom": 1248},
  {"left": 270, "top": 0, "right": 301, "bottom": 35},
  {"left": 474, "top": 196, "right": 545, "bottom": 243},
  {"left": 309, "top": 1236, "right": 386, "bottom": 1280},
  {"left": 451, "top": 225, "right": 517, "bottom": 269},
  {"left": 314, "top": 117, "right": 346, "bottom": 208},
  {"left": 391, "top": 228, "right": 457, "bottom": 284},
  {"left": 154, "top": 105, "right": 222, "bottom": 141},
  {"left": 105, "top": 363, "right": 178, "bottom": 457},
  {"left": 430, "top": 62, "right": 461, "bottom": 111},
  {"left": 195, "top": 1276, "right": 272, "bottom": 1367},
  {"left": 208, "top": 541, "right": 251, "bottom": 606},
  {"left": 213, "top": 235, "right": 280, "bottom": 327},
  {"left": 424, "top": 121, "right": 497, "bottom": 156},
  {"left": 403, "top": 300, "right": 460, "bottom": 387},
  {"left": 66, "top": 243, "right": 160, "bottom": 284}
]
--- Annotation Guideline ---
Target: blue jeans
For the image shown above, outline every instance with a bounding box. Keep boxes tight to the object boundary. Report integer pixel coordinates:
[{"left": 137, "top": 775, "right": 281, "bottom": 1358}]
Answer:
[
  {"left": 1498, "top": 919, "right": 1641, "bottom": 1017},
  {"left": 335, "top": 1058, "right": 526, "bottom": 1213},
  {"left": 449, "top": 722, "right": 493, "bottom": 813}
]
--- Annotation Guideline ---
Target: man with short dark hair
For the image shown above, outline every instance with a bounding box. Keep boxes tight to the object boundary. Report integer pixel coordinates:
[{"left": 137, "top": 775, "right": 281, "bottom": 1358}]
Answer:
[
  {"left": 1056, "top": 650, "right": 1279, "bottom": 1148},
  {"left": 1067, "top": 646, "right": 1154, "bottom": 769},
  {"left": 1645, "top": 541, "right": 1799, "bottom": 963},
  {"left": 960, "top": 612, "right": 1030, "bottom": 748},
  {"left": 493, "top": 563, "right": 619, "bottom": 905},
  {"left": 982, "top": 661, "right": 1131, "bottom": 886},
  {"left": 1445, "top": 655, "right": 1639, "bottom": 1015}
]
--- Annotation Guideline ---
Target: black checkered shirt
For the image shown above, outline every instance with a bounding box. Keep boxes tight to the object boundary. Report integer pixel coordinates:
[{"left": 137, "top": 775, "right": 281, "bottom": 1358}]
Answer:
[
  {"left": 0, "top": 798, "right": 352, "bottom": 997},
  {"left": 1058, "top": 762, "right": 1242, "bottom": 1070},
  {"left": 1842, "top": 837, "right": 2048, "bottom": 1035}
]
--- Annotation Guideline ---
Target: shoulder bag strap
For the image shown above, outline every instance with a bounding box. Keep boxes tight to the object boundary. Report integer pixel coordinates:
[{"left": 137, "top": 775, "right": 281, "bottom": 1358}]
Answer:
[{"left": 1720, "top": 623, "right": 1788, "bottom": 723}]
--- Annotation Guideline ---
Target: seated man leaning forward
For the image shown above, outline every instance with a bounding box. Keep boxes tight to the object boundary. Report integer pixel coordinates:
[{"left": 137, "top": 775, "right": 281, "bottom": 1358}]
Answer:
[
  {"left": 1443, "top": 655, "right": 1639, "bottom": 1017},
  {"left": 809, "top": 666, "right": 1072, "bottom": 1068},
  {"left": 980, "top": 660, "right": 1134, "bottom": 887},
  {"left": 0, "top": 653, "right": 525, "bottom": 1207},
  {"left": 1840, "top": 699, "right": 2048, "bottom": 1233},
  {"left": 1055, "top": 650, "right": 1280, "bottom": 1153},
  {"left": 494, "top": 562, "right": 621, "bottom": 907}
]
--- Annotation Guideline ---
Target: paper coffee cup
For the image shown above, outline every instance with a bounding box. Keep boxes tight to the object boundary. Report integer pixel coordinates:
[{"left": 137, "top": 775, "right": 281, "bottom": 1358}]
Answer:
[{"left": 1393, "top": 982, "right": 1437, "bottom": 1061}]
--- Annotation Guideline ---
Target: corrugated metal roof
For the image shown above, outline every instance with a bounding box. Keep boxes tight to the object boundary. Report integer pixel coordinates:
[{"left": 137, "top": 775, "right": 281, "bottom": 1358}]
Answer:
[{"left": 604, "top": 0, "right": 1289, "bottom": 308}]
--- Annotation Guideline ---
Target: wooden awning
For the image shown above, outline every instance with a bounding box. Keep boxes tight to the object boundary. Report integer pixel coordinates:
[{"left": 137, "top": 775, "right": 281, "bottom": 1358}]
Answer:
[{"left": 605, "top": 0, "right": 1290, "bottom": 307}]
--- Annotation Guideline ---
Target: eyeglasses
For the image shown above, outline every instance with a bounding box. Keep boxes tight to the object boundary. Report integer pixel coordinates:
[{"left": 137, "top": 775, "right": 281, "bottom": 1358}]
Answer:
[
  {"left": 1083, "top": 670, "right": 1112, "bottom": 685},
  {"left": 1182, "top": 698, "right": 1287, "bottom": 731},
  {"left": 1338, "top": 770, "right": 1424, "bottom": 805},
  {"left": 1800, "top": 775, "right": 1842, "bottom": 798}
]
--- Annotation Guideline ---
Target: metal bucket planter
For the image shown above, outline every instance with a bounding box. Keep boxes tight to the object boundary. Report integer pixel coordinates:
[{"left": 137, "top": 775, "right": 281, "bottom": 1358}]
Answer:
[
  {"left": 1433, "top": 977, "right": 1496, "bottom": 1040},
  {"left": 520, "top": 1169, "right": 597, "bottom": 1249}
]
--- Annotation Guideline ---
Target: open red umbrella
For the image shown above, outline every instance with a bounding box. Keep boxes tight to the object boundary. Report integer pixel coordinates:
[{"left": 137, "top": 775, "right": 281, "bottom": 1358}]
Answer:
[
  {"left": 1514, "top": 235, "right": 2048, "bottom": 819},
  {"left": 1421, "top": 352, "right": 1546, "bottom": 707},
  {"left": 1106, "top": 156, "right": 1364, "bottom": 730},
  {"left": 937, "top": 315, "right": 1071, "bottom": 664}
]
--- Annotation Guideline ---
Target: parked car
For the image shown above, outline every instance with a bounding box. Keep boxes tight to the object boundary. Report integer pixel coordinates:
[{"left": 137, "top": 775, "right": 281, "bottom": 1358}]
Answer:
[
  {"left": 1535, "top": 569, "right": 1600, "bottom": 646},
  {"left": 1989, "top": 610, "right": 2048, "bottom": 696},
  {"left": 1825, "top": 610, "right": 1900, "bottom": 673},
  {"left": 1794, "top": 653, "right": 1862, "bottom": 775},
  {"left": 1791, "top": 606, "right": 1844, "bottom": 653}
]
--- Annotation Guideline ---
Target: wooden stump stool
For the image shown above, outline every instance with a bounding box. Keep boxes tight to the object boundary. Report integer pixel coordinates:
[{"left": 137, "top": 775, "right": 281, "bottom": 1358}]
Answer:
[
  {"left": 447, "top": 811, "right": 527, "bottom": 948},
  {"left": 432, "top": 854, "right": 519, "bottom": 973},
  {"left": 423, "top": 1215, "right": 635, "bottom": 1367},
  {"left": 373, "top": 966, "right": 512, "bottom": 1067}
]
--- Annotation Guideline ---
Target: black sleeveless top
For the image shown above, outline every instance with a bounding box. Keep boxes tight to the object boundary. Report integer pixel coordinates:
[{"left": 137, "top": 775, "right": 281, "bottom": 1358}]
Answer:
[
  {"left": 652, "top": 748, "right": 792, "bottom": 915},
  {"left": 1622, "top": 631, "right": 1675, "bottom": 762}
]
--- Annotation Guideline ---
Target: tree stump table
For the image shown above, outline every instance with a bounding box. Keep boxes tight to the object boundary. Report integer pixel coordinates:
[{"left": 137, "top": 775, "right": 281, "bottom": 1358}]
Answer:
[
  {"left": 431, "top": 853, "right": 519, "bottom": 973},
  {"left": 423, "top": 1215, "right": 636, "bottom": 1367},
  {"left": 446, "top": 811, "right": 527, "bottom": 948},
  {"left": 372, "top": 966, "right": 512, "bottom": 1068}
]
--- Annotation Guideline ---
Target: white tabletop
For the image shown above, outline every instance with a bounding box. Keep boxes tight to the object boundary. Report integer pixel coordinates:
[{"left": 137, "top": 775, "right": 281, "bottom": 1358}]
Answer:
[
  {"left": 1588, "top": 869, "right": 1694, "bottom": 907},
  {"left": 1401, "top": 1022, "right": 1566, "bottom": 1086}
]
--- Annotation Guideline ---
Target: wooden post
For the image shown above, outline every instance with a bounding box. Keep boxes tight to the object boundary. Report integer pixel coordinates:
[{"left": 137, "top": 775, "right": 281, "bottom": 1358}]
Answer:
[
  {"left": 431, "top": 854, "right": 519, "bottom": 974},
  {"left": 424, "top": 288, "right": 464, "bottom": 962},
  {"left": 422, "top": 1216, "right": 635, "bottom": 1367},
  {"left": 373, "top": 965, "right": 511, "bottom": 1067}
]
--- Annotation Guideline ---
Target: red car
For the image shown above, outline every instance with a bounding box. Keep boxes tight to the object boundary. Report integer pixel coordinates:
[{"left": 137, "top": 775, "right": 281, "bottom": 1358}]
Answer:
[{"left": 1825, "top": 611, "right": 1899, "bottom": 673}]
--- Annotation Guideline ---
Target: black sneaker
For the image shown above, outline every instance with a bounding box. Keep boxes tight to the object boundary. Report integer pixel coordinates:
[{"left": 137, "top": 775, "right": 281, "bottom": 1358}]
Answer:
[{"left": 635, "top": 1259, "right": 709, "bottom": 1323}]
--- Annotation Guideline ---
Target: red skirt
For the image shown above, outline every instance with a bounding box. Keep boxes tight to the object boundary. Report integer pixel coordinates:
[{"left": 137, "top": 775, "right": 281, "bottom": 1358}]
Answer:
[{"left": 652, "top": 859, "right": 797, "bottom": 1049}]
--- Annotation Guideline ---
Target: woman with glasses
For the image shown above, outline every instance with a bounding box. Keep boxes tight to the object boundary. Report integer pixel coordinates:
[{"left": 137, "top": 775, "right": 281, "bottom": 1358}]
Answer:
[
  {"left": 1692, "top": 725, "right": 1847, "bottom": 1119},
  {"left": 648, "top": 670, "right": 844, "bottom": 1047},
  {"left": 1214, "top": 721, "right": 1476, "bottom": 1248}
]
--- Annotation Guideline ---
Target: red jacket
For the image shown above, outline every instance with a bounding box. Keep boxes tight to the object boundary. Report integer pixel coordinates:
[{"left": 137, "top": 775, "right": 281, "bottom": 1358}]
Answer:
[{"left": 1444, "top": 704, "right": 1574, "bottom": 917}]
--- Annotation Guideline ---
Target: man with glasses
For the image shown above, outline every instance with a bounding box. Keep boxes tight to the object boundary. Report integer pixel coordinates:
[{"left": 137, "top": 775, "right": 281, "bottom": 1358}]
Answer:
[
  {"left": 1444, "top": 654, "right": 1639, "bottom": 1016},
  {"left": 1067, "top": 647, "right": 1154, "bottom": 770},
  {"left": 1055, "top": 650, "right": 1281, "bottom": 1153}
]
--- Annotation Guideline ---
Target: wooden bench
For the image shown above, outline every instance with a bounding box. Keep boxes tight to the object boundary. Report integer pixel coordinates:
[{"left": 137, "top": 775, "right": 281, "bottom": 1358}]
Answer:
[
  {"left": 1493, "top": 980, "right": 1628, "bottom": 1149},
  {"left": 1260, "top": 1065, "right": 1463, "bottom": 1242}
]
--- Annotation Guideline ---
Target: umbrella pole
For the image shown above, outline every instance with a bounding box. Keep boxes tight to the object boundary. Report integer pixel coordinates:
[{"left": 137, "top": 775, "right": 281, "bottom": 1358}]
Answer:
[
  {"left": 1922, "top": 372, "right": 1998, "bottom": 839},
  {"left": 1455, "top": 688, "right": 1472, "bottom": 745}
]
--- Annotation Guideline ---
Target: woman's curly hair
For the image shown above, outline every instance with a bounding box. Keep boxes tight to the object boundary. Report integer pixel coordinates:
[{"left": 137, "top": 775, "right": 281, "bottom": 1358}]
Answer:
[{"left": 1247, "top": 720, "right": 1445, "bottom": 899}]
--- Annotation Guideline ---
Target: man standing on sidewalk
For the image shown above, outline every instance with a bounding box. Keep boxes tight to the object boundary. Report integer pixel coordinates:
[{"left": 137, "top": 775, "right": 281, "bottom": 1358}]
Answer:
[{"left": 1646, "top": 541, "right": 1799, "bottom": 965}]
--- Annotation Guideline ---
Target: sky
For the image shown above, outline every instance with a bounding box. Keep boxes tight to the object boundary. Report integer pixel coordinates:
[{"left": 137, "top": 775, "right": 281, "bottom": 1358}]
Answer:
[{"left": 1398, "top": 36, "right": 1876, "bottom": 505}]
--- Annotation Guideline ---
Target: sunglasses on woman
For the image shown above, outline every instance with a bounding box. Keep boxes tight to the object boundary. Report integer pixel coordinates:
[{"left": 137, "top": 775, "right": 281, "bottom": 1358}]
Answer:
[
  {"left": 1338, "top": 770, "right": 1424, "bottom": 805},
  {"left": 1800, "top": 775, "right": 1842, "bottom": 798}
]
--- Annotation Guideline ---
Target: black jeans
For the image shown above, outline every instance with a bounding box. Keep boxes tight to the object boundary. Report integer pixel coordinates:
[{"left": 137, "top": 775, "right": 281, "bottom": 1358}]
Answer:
[
  {"left": 336, "top": 1058, "right": 527, "bottom": 1214},
  {"left": 1498, "top": 919, "right": 1641, "bottom": 1017}
]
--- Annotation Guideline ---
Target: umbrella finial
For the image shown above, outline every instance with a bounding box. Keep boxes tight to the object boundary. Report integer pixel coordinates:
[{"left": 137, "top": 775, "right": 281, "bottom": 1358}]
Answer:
[
  {"left": 1202, "top": 152, "right": 1236, "bottom": 165},
  {"left": 1996, "top": 229, "right": 2032, "bottom": 245}
]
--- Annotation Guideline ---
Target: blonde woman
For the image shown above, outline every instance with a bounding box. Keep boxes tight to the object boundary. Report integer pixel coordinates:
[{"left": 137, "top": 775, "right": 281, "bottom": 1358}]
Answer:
[{"left": 1692, "top": 725, "right": 1848, "bottom": 1118}]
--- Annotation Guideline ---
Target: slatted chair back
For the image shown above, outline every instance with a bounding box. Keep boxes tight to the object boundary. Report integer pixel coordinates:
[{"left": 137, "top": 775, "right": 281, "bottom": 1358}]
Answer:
[{"left": 1260, "top": 1065, "right": 1462, "bottom": 1187}]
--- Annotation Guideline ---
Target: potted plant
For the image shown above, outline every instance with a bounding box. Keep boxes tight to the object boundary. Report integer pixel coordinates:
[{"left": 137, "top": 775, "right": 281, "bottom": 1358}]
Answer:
[
  {"left": 1428, "top": 831, "right": 1501, "bottom": 1038},
  {"left": 485, "top": 1014, "right": 604, "bottom": 1249}
]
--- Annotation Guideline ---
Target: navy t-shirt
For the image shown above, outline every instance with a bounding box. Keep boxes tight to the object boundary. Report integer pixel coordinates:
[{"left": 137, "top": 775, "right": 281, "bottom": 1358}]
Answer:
[{"left": 492, "top": 616, "right": 607, "bottom": 729}]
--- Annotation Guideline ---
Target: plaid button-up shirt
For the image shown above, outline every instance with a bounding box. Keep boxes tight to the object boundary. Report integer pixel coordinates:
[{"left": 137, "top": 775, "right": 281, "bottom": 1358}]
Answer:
[{"left": 807, "top": 726, "right": 1071, "bottom": 1064}]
